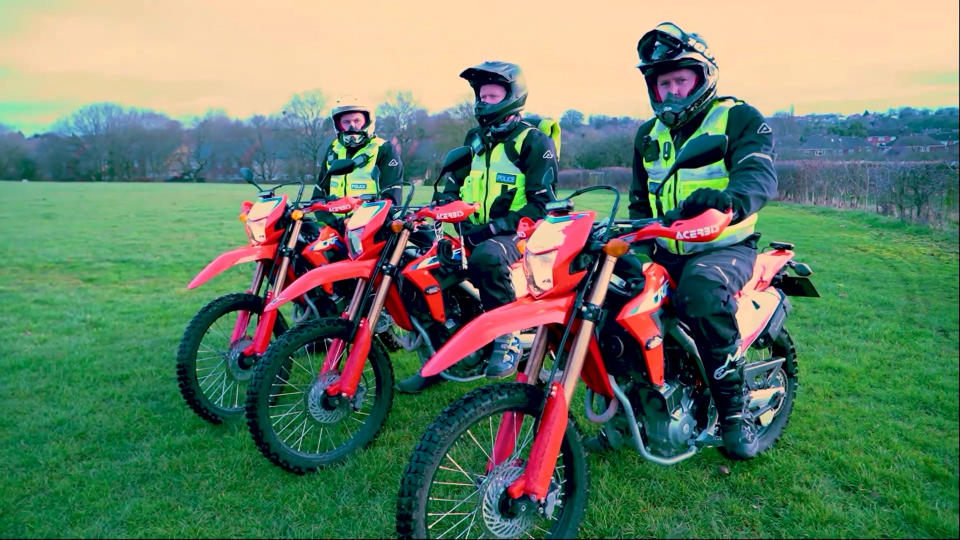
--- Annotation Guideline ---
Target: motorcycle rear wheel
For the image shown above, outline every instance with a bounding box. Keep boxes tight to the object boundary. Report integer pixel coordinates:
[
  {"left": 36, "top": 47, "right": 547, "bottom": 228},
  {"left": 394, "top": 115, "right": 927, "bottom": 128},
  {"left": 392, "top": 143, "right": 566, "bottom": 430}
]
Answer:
[
  {"left": 721, "top": 328, "right": 798, "bottom": 460},
  {"left": 176, "top": 292, "right": 287, "bottom": 424},
  {"left": 245, "top": 317, "right": 394, "bottom": 474},
  {"left": 397, "top": 383, "right": 588, "bottom": 539}
]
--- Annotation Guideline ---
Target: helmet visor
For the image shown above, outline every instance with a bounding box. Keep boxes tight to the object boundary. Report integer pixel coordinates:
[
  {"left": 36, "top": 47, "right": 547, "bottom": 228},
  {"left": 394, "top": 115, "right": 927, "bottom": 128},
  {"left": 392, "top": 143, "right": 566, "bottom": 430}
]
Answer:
[{"left": 638, "top": 23, "right": 688, "bottom": 64}]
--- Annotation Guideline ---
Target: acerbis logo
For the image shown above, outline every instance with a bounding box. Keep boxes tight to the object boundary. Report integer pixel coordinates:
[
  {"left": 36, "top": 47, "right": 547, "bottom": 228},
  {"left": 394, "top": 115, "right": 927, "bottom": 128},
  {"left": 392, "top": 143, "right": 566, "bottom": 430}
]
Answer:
[
  {"left": 435, "top": 210, "right": 463, "bottom": 220},
  {"left": 328, "top": 204, "right": 352, "bottom": 212},
  {"left": 676, "top": 225, "right": 719, "bottom": 240}
]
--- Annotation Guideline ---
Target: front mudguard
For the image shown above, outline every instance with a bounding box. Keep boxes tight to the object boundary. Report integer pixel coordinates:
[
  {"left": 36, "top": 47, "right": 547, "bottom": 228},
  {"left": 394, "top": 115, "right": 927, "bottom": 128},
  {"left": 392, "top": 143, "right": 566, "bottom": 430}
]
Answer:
[
  {"left": 420, "top": 294, "right": 576, "bottom": 377},
  {"left": 264, "top": 258, "right": 376, "bottom": 312},
  {"left": 187, "top": 244, "right": 278, "bottom": 289}
]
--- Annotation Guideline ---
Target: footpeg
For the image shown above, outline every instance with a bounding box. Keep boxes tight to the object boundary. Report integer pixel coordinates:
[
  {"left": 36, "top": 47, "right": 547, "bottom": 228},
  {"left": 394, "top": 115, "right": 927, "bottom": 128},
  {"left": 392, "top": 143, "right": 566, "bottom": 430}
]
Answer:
[{"left": 694, "top": 431, "right": 723, "bottom": 448}]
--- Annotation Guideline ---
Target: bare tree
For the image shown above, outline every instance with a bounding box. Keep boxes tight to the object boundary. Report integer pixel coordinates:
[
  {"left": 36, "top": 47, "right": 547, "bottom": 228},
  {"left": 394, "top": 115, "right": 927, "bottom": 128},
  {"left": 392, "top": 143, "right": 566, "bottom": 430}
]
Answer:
[
  {"left": 0, "top": 125, "right": 31, "bottom": 179},
  {"left": 560, "top": 109, "right": 585, "bottom": 131},
  {"left": 53, "top": 102, "right": 127, "bottom": 180},
  {"left": 130, "top": 111, "right": 182, "bottom": 180},
  {"left": 173, "top": 109, "right": 250, "bottom": 181},
  {"left": 280, "top": 90, "right": 330, "bottom": 182},
  {"left": 175, "top": 113, "right": 213, "bottom": 180},
  {"left": 248, "top": 115, "right": 281, "bottom": 182},
  {"left": 377, "top": 91, "right": 425, "bottom": 170}
]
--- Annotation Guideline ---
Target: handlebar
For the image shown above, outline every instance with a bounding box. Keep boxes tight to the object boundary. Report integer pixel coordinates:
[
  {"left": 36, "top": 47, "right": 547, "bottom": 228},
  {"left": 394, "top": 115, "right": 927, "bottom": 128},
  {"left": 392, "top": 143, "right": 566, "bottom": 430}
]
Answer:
[
  {"left": 611, "top": 209, "right": 733, "bottom": 244},
  {"left": 301, "top": 195, "right": 363, "bottom": 215},
  {"left": 412, "top": 200, "right": 479, "bottom": 223}
]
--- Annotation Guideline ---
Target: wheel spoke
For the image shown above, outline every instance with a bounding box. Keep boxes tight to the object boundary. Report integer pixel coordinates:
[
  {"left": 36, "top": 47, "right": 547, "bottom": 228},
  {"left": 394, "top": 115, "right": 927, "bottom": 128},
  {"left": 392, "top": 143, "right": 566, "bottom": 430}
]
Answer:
[
  {"left": 462, "top": 427, "right": 493, "bottom": 464},
  {"left": 198, "top": 364, "right": 226, "bottom": 392},
  {"left": 405, "top": 385, "right": 587, "bottom": 539},
  {"left": 430, "top": 503, "right": 478, "bottom": 538},
  {"left": 247, "top": 319, "right": 392, "bottom": 473},
  {"left": 440, "top": 452, "right": 480, "bottom": 485}
]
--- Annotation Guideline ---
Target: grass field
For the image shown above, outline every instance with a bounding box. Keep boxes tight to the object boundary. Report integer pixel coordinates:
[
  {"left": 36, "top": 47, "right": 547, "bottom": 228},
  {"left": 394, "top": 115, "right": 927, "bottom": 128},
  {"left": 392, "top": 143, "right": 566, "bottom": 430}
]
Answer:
[{"left": 1, "top": 181, "right": 957, "bottom": 539}]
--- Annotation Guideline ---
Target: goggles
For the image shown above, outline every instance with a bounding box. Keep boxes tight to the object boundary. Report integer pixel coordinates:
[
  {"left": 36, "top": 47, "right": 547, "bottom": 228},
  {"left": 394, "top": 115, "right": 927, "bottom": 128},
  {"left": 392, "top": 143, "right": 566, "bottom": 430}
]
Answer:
[{"left": 637, "top": 22, "right": 714, "bottom": 65}]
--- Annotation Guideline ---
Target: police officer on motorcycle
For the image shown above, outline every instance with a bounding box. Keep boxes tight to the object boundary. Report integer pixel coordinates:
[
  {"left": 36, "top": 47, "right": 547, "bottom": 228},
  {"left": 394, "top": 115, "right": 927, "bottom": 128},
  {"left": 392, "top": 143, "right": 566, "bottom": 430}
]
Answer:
[
  {"left": 589, "top": 23, "right": 778, "bottom": 459},
  {"left": 311, "top": 98, "right": 403, "bottom": 230},
  {"left": 396, "top": 60, "right": 559, "bottom": 393}
]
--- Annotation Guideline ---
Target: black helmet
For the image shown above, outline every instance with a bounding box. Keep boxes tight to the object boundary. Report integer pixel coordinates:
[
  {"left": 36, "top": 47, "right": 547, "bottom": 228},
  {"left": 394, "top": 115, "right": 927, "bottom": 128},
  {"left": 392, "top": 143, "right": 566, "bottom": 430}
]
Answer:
[
  {"left": 331, "top": 97, "right": 375, "bottom": 148},
  {"left": 637, "top": 22, "right": 718, "bottom": 129},
  {"left": 459, "top": 61, "right": 528, "bottom": 128}
]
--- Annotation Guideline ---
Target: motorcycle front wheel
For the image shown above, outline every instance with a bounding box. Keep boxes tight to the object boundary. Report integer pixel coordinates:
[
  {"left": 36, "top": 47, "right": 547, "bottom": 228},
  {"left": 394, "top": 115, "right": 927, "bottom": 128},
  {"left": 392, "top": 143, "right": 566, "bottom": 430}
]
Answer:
[
  {"left": 176, "top": 292, "right": 287, "bottom": 424},
  {"left": 397, "top": 383, "right": 588, "bottom": 539},
  {"left": 245, "top": 317, "right": 394, "bottom": 474}
]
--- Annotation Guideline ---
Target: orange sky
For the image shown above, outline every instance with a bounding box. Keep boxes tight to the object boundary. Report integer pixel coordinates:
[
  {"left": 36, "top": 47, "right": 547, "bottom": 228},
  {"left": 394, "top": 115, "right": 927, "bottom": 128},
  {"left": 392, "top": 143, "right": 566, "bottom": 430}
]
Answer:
[{"left": 1, "top": 0, "right": 957, "bottom": 135}]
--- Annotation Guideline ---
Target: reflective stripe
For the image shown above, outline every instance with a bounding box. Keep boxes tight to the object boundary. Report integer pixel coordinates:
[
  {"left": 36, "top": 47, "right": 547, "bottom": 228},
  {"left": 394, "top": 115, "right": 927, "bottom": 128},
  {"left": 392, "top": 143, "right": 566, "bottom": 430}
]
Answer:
[
  {"left": 737, "top": 152, "right": 773, "bottom": 165},
  {"left": 461, "top": 127, "right": 533, "bottom": 223},
  {"left": 642, "top": 98, "right": 758, "bottom": 254},
  {"left": 328, "top": 136, "right": 384, "bottom": 198}
]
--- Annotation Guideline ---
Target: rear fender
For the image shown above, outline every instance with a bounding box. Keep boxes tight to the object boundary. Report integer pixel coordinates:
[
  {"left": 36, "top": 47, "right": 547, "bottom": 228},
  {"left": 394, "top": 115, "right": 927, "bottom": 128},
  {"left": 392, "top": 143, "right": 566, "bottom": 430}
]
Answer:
[
  {"left": 743, "top": 249, "right": 793, "bottom": 292},
  {"left": 421, "top": 294, "right": 575, "bottom": 377},
  {"left": 265, "top": 258, "right": 376, "bottom": 312},
  {"left": 187, "top": 244, "right": 277, "bottom": 289}
]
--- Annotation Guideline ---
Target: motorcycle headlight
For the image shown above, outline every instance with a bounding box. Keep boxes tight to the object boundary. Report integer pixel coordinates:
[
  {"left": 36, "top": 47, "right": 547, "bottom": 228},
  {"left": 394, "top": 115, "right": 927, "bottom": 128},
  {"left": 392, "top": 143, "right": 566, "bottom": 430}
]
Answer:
[
  {"left": 244, "top": 218, "right": 268, "bottom": 245},
  {"left": 523, "top": 249, "right": 558, "bottom": 297},
  {"left": 347, "top": 227, "right": 364, "bottom": 257}
]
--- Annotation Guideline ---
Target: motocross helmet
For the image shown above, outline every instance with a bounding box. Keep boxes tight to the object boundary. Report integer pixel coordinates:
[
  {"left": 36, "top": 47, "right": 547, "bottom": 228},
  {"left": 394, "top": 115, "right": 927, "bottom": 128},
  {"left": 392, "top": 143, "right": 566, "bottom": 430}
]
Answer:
[
  {"left": 331, "top": 98, "right": 375, "bottom": 148},
  {"left": 459, "top": 61, "right": 528, "bottom": 128},
  {"left": 637, "top": 22, "right": 718, "bottom": 129}
]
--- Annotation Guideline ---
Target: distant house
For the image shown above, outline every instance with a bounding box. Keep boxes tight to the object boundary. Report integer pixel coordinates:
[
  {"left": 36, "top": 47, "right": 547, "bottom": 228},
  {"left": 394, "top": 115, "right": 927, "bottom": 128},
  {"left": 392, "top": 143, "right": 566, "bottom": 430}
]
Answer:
[
  {"left": 866, "top": 135, "right": 896, "bottom": 147},
  {"left": 889, "top": 134, "right": 946, "bottom": 153},
  {"left": 798, "top": 135, "right": 870, "bottom": 157}
]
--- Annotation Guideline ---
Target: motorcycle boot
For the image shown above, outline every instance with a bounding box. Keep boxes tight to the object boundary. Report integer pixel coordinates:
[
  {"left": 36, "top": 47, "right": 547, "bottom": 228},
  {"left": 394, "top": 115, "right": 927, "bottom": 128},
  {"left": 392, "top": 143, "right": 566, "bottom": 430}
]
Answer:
[
  {"left": 485, "top": 332, "right": 522, "bottom": 379},
  {"left": 706, "top": 342, "right": 759, "bottom": 460},
  {"left": 396, "top": 372, "right": 445, "bottom": 394}
]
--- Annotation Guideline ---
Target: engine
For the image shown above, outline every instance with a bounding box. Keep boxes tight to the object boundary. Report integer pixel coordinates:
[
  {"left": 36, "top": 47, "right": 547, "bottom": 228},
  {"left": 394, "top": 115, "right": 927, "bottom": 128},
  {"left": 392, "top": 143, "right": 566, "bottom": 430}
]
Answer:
[
  {"left": 636, "top": 381, "right": 699, "bottom": 456},
  {"left": 598, "top": 312, "right": 712, "bottom": 457}
]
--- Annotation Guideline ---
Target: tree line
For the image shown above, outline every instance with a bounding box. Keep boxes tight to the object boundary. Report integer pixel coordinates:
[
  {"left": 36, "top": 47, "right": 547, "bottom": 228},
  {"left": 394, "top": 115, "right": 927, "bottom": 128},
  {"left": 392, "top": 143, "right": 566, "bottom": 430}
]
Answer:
[{"left": 1, "top": 94, "right": 956, "bottom": 228}]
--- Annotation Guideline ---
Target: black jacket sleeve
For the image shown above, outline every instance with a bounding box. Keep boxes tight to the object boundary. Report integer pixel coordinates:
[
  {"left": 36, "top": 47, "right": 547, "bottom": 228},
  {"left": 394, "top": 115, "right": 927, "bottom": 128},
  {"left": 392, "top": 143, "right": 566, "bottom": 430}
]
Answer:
[
  {"left": 723, "top": 103, "right": 777, "bottom": 222},
  {"left": 311, "top": 142, "right": 335, "bottom": 201},
  {"left": 374, "top": 140, "right": 403, "bottom": 205},
  {"left": 629, "top": 118, "right": 657, "bottom": 219}
]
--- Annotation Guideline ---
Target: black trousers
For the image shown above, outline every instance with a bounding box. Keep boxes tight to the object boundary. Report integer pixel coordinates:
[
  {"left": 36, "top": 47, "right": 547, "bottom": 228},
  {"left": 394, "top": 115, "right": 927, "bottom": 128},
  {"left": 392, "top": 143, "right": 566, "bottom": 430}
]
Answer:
[
  {"left": 466, "top": 233, "right": 521, "bottom": 311},
  {"left": 652, "top": 240, "right": 758, "bottom": 374}
]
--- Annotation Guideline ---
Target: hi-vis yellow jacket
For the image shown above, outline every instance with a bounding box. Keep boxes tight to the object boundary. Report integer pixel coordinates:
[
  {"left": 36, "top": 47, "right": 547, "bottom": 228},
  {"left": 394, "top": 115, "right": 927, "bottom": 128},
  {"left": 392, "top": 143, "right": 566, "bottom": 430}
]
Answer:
[
  {"left": 327, "top": 136, "right": 386, "bottom": 198},
  {"left": 460, "top": 119, "right": 561, "bottom": 224},
  {"left": 642, "top": 99, "right": 757, "bottom": 254}
]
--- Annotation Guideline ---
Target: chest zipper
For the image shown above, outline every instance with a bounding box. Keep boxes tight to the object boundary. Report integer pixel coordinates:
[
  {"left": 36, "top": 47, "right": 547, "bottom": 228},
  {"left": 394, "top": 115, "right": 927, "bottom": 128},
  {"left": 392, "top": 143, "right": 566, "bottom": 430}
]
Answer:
[{"left": 481, "top": 151, "right": 492, "bottom": 223}]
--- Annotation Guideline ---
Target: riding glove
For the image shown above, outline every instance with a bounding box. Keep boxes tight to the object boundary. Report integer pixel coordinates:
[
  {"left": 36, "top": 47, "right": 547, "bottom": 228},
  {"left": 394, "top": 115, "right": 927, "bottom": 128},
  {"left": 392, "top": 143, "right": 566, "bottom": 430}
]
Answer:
[{"left": 680, "top": 188, "right": 733, "bottom": 218}]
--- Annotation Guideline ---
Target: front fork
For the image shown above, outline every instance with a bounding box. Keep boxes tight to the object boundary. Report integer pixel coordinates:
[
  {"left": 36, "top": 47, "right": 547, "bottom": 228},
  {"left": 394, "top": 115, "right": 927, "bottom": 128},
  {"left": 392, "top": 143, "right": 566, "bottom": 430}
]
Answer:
[
  {"left": 324, "top": 226, "right": 412, "bottom": 398},
  {"left": 496, "top": 250, "right": 622, "bottom": 504},
  {"left": 229, "top": 261, "right": 266, "bottom": 343},
  {"left": 240, "top": 219, "right": 306, "bottom": 358}
]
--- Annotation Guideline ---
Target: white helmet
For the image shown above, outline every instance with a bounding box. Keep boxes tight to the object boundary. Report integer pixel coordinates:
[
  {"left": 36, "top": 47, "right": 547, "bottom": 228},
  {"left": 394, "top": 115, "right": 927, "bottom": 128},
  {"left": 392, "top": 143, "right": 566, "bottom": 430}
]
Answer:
[{"left": 331, "top": 97, "right": 375, "bottom": 148}]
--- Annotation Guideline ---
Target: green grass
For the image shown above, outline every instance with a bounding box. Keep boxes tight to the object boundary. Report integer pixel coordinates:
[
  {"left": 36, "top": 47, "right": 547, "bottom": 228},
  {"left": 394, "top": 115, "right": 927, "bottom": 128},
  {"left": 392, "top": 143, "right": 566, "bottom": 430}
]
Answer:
[{"left": 1, "top": 181, "right": 957, "bottom": 538}]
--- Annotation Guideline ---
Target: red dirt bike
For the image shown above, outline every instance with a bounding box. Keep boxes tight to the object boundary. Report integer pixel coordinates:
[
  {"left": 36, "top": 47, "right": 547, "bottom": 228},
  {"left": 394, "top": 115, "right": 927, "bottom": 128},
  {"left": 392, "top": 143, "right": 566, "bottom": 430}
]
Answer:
[
  {"left": 176, "top": 161, "right": 374, "bottom": 424},
  {"left": 243, "top": 147, "right": 535, "bottom": 474},
  {"left": 396, "top": 134, "right": 820, "bottom": 538}
]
